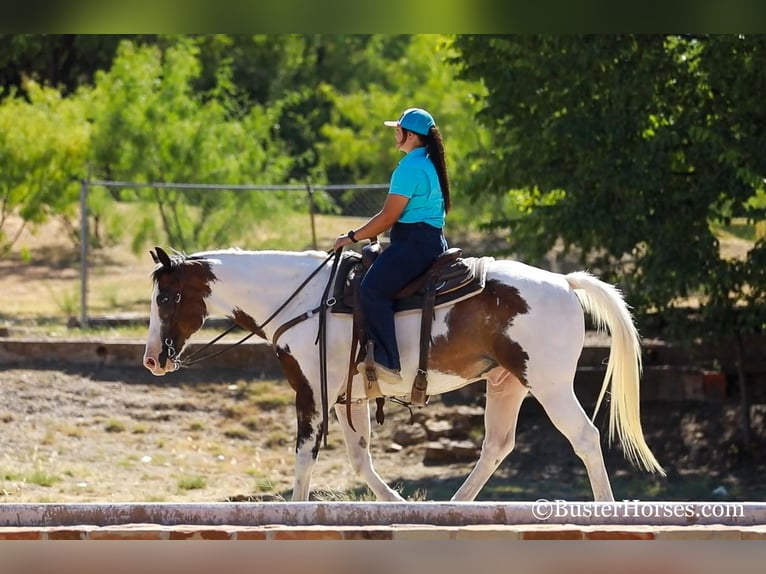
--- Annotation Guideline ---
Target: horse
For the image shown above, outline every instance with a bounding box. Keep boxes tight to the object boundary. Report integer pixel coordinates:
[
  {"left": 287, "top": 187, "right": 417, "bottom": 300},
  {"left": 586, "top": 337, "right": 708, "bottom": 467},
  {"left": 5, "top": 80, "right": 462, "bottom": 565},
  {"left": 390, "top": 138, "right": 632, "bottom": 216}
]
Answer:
[{"left": 142, "top": 245, "right": 664, "bottom": 501}]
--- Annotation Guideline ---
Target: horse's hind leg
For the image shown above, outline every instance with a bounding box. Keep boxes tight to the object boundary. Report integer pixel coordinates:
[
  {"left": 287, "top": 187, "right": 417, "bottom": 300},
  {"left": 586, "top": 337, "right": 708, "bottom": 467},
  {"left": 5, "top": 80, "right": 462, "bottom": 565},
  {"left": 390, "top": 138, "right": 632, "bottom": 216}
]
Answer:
[
  {"left": 531, "top": 384, "right": 614, "bottom": 501},
  {"left": 334, "top": 400, "right": 405, "bottom": 501},
  {"left": 452, "top": 367, "right": 528, "bottom": 501}
]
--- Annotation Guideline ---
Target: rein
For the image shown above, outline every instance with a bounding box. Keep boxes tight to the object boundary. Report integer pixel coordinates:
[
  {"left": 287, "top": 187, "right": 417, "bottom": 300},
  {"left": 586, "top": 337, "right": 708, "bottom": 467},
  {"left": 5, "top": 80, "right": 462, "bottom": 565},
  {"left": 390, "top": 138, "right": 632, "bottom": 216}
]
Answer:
[
  {"left": 176, "top": 323, "right": 255, "bottom": 368},
  {"left": 316, "top": 248, "right": 343, "bottom": 446},
  {"left": 166, "top": 248, "right": 343, "bottom": 450},
  {"left": 178, "top": 250, "right": 338, "bottom": 368}
]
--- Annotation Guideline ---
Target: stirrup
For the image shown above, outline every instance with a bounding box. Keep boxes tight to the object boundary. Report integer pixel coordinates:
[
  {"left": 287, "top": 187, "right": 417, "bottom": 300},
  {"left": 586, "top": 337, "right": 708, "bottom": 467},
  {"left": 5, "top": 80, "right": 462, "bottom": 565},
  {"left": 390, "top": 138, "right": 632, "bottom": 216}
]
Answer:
[
  {"left": 363, "top": 340, "right": 377, "bottom": 383},
  {"left": 410, "top": 369, "right": 429, "bottom": 407},
  {"left": 364, "top": 373, "right": 383, "bottom": 399}
]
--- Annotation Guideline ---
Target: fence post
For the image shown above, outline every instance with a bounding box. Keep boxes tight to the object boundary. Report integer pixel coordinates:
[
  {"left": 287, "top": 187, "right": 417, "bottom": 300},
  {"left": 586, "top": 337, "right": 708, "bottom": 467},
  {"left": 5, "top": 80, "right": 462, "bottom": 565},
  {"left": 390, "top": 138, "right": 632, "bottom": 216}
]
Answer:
[
  {"left": 79, "top": 179, "right": 89, "bottom": 329},
  {"left": 306, "top": 179, "right": 317, "bottom": 250}
]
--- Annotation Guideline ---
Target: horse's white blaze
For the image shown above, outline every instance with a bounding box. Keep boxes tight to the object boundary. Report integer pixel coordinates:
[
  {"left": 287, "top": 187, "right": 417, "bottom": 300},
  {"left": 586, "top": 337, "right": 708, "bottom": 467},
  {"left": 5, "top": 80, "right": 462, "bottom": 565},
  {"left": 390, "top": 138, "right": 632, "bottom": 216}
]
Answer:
[
  {"left": 143, "top": 247, "right": 664, "bottom": 502},
  {"left": 143, "top": 282, "right": 167, "bottom": 375}
]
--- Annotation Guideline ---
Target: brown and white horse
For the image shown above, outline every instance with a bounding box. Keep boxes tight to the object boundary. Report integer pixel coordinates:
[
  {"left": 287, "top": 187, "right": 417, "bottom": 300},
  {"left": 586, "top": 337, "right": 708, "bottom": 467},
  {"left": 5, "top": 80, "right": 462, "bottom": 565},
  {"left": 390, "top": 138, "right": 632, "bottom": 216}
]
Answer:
[{"left": 142, "top": 246, "right": 664, "bottom": 501}]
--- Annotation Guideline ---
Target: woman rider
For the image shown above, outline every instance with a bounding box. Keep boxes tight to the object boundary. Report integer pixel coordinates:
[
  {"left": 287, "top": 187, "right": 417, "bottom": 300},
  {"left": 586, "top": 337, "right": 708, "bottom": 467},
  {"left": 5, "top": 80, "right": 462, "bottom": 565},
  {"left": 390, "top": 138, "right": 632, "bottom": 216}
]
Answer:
[{"left": 334, "top": 107, "right": 450, "bottom": 384}]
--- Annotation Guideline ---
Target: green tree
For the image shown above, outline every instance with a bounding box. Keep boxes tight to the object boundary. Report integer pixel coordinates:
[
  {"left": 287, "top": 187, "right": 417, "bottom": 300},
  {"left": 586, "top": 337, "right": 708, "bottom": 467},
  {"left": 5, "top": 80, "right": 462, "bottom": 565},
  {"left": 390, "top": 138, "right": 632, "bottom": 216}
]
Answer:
[
  {"left": 0, "top": 81, "right": 89, "bottom": 252},
  {"left": 0, "top": 34, "right": 154, "bottom": 97},
  {"left": 455, "top": 34, "right": 766, "bottom": 443},
  {"left": 85, "top": 38, "right": 295, "bottom": 251},
  {"left": 190, "top": 35, "right": 414, "bottom": 183}
]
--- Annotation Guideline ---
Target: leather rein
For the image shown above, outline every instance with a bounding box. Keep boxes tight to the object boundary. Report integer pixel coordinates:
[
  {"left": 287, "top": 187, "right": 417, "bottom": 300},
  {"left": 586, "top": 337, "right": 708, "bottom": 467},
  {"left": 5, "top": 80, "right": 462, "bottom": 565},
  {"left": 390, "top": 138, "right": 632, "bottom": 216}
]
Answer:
[
  {"left": 177, "top": 249, "right": 343, "bottom": 446},
  {"left": 179, "top": 250, "right": 340, "bottom": 368}
]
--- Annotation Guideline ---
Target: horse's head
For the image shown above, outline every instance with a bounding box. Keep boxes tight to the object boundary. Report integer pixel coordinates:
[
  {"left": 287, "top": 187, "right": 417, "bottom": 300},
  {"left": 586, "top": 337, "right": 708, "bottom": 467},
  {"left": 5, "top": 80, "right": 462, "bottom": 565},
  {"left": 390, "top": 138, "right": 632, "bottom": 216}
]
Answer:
[{"left": 143, "top": 246, "right": 215, "bottom": 375}]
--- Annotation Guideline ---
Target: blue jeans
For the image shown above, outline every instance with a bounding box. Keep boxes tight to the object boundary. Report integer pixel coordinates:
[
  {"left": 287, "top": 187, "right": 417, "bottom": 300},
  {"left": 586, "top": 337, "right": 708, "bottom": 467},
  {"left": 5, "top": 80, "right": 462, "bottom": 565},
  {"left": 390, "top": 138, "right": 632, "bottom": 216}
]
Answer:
[{"left": 360, "top": 222, "right": 448, "bottom": 371}]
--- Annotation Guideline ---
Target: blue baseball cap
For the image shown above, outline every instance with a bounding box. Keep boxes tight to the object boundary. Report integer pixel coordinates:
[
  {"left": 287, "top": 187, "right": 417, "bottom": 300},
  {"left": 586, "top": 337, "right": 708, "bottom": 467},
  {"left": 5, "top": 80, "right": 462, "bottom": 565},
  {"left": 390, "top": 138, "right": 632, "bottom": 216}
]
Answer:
[{"left": 384, "top": 107, "right": 435, "bottom": 136}]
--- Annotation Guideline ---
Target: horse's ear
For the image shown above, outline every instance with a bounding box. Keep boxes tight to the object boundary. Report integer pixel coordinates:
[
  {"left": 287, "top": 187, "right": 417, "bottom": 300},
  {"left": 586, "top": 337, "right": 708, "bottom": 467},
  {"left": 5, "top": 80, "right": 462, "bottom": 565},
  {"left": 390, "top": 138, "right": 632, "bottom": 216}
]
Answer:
[
  {"left": 150, "top": 250, "right": 159, "bottom": 264},
  {"left": 154, "top": 246, "right": 172, "bottom": 269}
]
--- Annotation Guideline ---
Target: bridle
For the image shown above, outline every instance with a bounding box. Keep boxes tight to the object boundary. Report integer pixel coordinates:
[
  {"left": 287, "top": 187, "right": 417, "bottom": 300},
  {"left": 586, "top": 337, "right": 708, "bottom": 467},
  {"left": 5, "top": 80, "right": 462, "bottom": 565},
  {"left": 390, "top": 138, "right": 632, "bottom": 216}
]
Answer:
[
  {"left": 156, "top": 290, "right": 184, "bottom": 370},
  {"left": 159, "top": 250, "right": 340, "bottom": 370},
  {"left": 165, "top": 320, "right": 254, "bottom": 371},
  {"left": 156, "top": 248, "right": 343, "bottom": 447}
]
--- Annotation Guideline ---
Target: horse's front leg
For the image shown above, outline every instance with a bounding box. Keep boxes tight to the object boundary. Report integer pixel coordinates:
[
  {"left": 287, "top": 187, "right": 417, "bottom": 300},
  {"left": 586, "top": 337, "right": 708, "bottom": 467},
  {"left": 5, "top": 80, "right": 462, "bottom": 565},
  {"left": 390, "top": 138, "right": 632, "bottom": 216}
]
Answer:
[
  {"left": 292, "top": 449, "right": 318, "bottom": 500},
  {"left": 334, "top": 400, "right": 404, "bottom": 501},
  {"left": 291, "top": 404, "right": 323, "bottom": 502},
  {"left": 279, "top": 349, "right": 324, "bottom": 502}
]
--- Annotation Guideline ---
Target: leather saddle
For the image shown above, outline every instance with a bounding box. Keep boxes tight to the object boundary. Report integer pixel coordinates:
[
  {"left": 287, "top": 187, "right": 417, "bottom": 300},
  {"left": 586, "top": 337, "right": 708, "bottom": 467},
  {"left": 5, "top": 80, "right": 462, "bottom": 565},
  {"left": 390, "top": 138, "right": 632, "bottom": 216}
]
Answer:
[
  {"left": 333, "top": 240, "right": 492, "bottom": 415},
  {"left": 332, "top": 244, "right": 491, "bottom": 316}
]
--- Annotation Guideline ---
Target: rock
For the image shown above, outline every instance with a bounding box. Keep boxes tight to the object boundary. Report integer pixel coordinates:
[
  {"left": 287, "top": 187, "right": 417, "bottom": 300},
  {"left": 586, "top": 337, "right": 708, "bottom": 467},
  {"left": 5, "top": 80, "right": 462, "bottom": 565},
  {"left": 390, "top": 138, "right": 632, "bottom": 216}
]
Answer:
[
  {"left": 423, "top": 439, "right": 480, "bottom": 464},
  {"left": 393, "top": 425, "right": 428, "bottom": 446},
  {"left": 423, "top": 419, "right": 454, "bottom": 440},
  {"left": 712, "top": 485, "right": 728, "bottom": 497},
  {"left": 448, "top": 440, "right": 482, "bottom": 460},
  {"left": 448, "top": 405, "right": 485, "bottom": 431}
]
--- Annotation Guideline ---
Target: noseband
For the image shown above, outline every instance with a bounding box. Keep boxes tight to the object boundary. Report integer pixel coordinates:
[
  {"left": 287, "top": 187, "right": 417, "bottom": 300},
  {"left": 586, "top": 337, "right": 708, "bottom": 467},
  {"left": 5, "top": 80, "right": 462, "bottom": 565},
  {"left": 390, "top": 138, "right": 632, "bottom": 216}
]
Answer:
[{"left": 157, "top": 290, "right": 184, "bottom": 371}]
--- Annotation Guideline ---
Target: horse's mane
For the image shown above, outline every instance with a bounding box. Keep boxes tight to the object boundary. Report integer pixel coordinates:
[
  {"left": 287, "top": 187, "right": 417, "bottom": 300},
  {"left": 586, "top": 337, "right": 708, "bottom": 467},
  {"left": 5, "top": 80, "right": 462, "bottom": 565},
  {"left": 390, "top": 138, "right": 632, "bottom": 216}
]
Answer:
[
  {"left": 151, "top": 247, "right": 206, "bottom": 283},
  {"left": 189, "top": 247, "right": 328, "bottom": 259},
  {"left": 151, "top": 247, "right": 329, "bottom": 283}
]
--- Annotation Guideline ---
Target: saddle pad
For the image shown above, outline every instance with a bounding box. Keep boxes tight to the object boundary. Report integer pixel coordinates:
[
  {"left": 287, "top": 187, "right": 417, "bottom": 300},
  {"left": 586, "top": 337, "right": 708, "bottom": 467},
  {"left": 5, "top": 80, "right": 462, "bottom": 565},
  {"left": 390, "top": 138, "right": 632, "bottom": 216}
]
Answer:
[{"left": 330, "top": 254, "right": 493, "bottom": 315}]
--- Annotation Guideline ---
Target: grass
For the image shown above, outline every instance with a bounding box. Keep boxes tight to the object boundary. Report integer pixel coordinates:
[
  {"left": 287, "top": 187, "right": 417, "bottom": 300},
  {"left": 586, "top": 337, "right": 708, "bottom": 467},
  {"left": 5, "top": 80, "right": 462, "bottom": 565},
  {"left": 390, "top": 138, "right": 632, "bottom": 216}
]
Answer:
[
  {"left": 104, "top": 419, "right": 126, "bottom": 433},
  {"left": 263, "top": 430, "right": 291, "bottom": 449},
  {"left": 177, "top": 476, "right": 207, "bottom": 491},
  {"left": 222, "top": 426, "right": 250, "bottom": 440},
  {"left": 1, "top": 470, "right": 62, "bottom": 488},
  {"left": 45, "top": 284, "right": 79, "bottom": 317},
  {"left": 238, "top": 380, "right": 295, "bottom": 409},
  {"left": 716, "top": 217, "right": 765, "bottom": 243}
]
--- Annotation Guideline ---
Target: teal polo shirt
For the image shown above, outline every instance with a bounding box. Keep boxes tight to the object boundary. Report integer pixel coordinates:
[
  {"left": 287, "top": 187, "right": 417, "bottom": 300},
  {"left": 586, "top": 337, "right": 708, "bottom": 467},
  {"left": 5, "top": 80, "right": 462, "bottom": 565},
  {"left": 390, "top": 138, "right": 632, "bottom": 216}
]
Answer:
[{"left": 388, "top": 147, "right": 445, "bottom": 228}]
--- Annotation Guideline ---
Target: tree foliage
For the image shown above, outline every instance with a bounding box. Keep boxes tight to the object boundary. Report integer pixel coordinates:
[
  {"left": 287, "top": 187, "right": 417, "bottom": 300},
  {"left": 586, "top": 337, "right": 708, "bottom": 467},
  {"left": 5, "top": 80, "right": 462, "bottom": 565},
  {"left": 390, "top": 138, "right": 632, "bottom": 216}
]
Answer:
[
  {"left": 0, "top": 80, "right": 89, "bottom": 252},
  {"left": 3, "top": 33, "right": 766, "bottom": 352},
  {"left": 0, "top": 34, "right": 488, "bottom": 251},
  {"left": 0, "top": 34, "right": 152, "bottom": 96},
  {"left": 455, "top": 34, "right": 766, "bottom": 340},
  {"left": 84, "top": 38, "right": 295, "bottom": 251}
]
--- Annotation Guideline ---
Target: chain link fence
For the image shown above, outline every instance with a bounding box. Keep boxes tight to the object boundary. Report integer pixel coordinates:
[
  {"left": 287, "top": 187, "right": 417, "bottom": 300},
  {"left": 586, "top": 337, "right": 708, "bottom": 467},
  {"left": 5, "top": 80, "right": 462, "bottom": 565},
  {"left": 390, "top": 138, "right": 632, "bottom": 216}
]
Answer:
[{"left": 78, "top": 179, "right": 388, "bottom": 326}]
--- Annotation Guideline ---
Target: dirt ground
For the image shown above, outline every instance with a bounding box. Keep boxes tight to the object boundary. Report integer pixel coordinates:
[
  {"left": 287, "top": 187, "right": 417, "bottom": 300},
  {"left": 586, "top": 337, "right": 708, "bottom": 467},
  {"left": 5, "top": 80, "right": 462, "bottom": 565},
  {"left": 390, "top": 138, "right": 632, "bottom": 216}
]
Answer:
[
  {"left": 2, "top": 362, "right": 766, "bottom": 504},
  {"left": 2, "top": 214, "right": 765, "bottom": 503}
]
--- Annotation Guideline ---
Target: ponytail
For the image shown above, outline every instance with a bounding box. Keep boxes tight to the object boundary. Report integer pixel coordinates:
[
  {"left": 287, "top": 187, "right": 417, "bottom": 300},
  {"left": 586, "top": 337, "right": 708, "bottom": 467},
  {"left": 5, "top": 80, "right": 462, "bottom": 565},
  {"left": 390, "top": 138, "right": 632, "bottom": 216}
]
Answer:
[{"left": 425, "top": 127, "right": 451, "bottom": 213}]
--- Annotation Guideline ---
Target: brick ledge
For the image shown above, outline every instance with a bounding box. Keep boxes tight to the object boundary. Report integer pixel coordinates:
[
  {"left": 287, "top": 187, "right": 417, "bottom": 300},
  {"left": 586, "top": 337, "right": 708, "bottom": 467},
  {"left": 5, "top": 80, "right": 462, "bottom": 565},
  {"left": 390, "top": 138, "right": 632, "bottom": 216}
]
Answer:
[{"left": 1, "top": 523, "right": 765, "bottom": 540}]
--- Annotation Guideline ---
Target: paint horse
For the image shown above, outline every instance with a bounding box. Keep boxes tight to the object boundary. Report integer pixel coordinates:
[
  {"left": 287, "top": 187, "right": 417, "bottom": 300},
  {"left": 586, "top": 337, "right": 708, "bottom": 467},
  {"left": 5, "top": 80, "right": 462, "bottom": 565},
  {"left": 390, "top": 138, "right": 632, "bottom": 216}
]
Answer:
[{"left": 142, "top": 246, "right": 664, "bottom": 501}]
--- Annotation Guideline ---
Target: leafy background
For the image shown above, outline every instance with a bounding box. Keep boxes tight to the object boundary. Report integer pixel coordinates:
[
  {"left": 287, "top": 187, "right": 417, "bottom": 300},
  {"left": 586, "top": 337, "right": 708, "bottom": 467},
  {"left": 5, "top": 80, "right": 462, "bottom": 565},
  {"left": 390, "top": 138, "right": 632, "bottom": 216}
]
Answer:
[{"left": 2, "top": 33, "right": 766, "bottom": 457}]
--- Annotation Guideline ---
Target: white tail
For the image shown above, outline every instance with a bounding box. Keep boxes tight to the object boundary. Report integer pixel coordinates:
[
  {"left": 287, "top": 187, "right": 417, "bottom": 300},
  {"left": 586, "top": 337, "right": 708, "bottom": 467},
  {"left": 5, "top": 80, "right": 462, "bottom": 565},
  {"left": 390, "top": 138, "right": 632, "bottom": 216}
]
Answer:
[{"left": 566, "top": 271, "right": 665, "bottom": 475}]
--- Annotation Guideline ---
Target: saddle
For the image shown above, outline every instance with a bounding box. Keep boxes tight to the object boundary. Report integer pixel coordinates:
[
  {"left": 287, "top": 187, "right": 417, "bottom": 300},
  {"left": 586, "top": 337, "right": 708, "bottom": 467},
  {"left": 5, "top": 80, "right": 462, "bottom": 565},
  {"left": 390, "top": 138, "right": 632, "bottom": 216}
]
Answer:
[{"left": 333, "top": 240, "right": 492, "bottom": 412}]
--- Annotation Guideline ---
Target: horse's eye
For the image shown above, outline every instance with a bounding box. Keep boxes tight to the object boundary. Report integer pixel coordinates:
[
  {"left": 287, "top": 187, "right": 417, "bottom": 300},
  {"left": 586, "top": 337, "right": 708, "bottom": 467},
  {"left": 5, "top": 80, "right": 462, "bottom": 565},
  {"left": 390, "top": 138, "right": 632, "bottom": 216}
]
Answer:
[{"left": 157, "top": 294, "right": 169, "bottom": 305}]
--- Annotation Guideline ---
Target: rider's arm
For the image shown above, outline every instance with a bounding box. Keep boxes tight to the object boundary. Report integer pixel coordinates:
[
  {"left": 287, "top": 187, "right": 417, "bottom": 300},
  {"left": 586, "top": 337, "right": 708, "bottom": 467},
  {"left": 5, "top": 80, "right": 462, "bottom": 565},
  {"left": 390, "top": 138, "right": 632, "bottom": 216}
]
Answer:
[{"left": 334, "top": 194, "right": 408, "bottom": 250}]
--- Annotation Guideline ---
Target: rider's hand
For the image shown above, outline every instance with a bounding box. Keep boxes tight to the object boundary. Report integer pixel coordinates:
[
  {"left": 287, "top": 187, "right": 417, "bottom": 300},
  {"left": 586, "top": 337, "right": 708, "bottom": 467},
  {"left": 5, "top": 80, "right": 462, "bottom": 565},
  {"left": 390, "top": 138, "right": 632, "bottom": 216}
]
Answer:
[{"left": 334, "top": 234, "right": 353, "bottom": 252}]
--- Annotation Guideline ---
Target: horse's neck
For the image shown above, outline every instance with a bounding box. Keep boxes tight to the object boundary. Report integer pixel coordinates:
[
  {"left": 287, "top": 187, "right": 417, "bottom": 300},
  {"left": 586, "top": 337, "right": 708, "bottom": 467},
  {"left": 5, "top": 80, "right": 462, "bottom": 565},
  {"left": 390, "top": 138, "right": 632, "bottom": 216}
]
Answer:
[{"left": 204, "top": 250, "right": 330, "bottom": 321}]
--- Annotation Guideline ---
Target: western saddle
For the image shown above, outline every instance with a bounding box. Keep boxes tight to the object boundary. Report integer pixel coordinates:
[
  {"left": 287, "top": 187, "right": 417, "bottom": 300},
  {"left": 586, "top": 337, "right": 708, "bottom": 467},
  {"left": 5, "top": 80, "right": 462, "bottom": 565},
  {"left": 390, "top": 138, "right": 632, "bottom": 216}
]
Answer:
[{"left": 332, "top": 239, "right": 491, "bottom": 410}]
